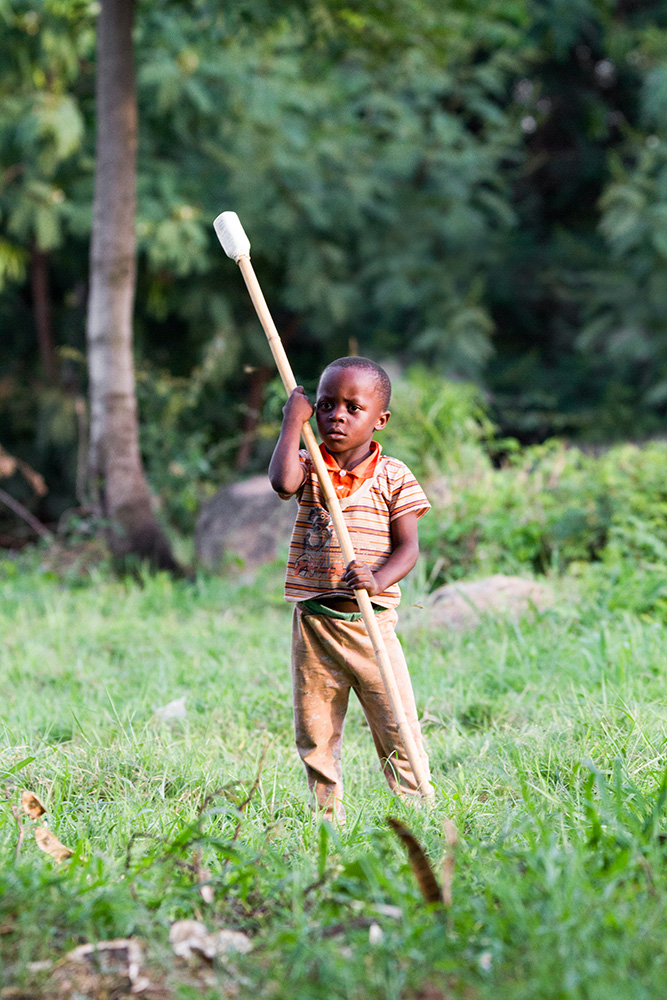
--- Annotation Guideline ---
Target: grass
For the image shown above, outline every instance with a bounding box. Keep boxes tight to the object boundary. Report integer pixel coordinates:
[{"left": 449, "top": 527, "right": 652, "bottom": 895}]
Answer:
[{"left": 2, "top": 548, "right": 667, "bottom": 998}]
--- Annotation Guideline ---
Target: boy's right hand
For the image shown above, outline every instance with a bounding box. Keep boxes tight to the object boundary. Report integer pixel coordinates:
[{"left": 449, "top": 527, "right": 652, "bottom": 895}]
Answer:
[{"left": 284, "top": 386, "right": 314, "bottom": 424}]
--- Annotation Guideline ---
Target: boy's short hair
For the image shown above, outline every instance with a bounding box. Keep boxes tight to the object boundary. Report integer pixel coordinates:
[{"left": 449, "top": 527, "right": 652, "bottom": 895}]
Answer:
[{"left": 319, "top": 357, "right": 391, "bottom": 410}]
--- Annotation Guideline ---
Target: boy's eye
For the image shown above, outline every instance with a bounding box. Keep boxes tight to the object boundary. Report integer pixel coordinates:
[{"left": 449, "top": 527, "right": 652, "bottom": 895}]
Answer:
[
  {"left": 317, "top": 401, "right": 332, "bottom": 411},
  {"left": 347, "top": 405, "right": 359, "bottom": 412}
]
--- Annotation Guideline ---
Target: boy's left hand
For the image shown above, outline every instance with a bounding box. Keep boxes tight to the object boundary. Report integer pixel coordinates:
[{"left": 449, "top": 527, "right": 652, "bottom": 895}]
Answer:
[{"left": 342, "top": 560, "right": 379, "bottom": 596}]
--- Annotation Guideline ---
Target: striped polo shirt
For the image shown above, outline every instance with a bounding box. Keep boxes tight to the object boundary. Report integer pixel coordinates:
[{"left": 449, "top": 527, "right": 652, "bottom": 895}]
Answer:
[{"left": 284, "top": 447, "right": 430, "bottom": 608}]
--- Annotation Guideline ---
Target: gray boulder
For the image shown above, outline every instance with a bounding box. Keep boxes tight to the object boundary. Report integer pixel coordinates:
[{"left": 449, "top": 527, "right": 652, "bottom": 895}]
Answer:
[
  {"left": 195, "top": 476, "right": 296, "bottom": 569},
  {"left": 426, "top": 574, "right": 554, "bottom": 630}
]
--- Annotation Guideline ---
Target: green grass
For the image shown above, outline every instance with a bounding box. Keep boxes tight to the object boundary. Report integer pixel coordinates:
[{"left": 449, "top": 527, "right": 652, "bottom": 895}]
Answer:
[{"left": 2, "top": 550, "right": 667, "bottom": 998}]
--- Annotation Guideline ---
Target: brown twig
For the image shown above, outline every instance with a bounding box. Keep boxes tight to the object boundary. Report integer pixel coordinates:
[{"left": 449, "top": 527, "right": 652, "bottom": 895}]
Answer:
[
  {"left": 321, "top": 916, "right": 378, "bottom": 938},
  {"left": 231, "top": 740, "right": 269, "bottom": 843},
  {"left": 0, "top": 487, "right": 53, "bottom": 539},
  {"left": 386, "top": 816, "right": 442, "bottom": 906}
]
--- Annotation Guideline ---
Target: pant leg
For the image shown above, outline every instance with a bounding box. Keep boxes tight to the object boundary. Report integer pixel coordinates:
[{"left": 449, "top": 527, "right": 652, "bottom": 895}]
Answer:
[
  {"left": 292, "top": 605, "right": 430, "bottom": 808},
  {"left": 291, "top": 606, "right": 352, "bottom": 821},
  {"left": 351, "top": 608, "right": 430, "bottom": 796}
]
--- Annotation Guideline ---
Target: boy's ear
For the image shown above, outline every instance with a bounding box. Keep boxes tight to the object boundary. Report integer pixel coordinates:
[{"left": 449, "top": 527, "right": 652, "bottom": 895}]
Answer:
[{"left": 374, "top": 410, "right": 390, "bottom": 431}]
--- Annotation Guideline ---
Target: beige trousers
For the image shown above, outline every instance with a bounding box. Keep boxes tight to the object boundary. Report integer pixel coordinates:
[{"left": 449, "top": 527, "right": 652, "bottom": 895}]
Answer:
[{"left": 291, "top": 603, "right": 430, "bottom": 821}]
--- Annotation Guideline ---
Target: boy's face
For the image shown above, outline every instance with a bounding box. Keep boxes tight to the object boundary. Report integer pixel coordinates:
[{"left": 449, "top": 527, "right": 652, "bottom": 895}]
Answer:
[{"left": 315, "top": 367, "right": 390, "bottom": 458}]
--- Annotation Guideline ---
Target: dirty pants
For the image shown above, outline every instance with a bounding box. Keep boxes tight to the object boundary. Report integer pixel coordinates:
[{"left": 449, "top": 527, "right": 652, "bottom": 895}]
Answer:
[{"left": 291, "top": 603, "right": 430, "bottom": 821}]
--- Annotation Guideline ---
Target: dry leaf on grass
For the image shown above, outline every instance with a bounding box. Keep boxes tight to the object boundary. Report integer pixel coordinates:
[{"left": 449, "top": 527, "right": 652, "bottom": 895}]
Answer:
[
  {"left": 169, "top": 919, "right": 253, "bottom": 961},
  {"left": 0, "top": 446, "right": 47, "bottom": 495},
  {"left": 0, "top": 449, "right": 17, "bottom": 478},
  {"left": 368, "top": 922, "right": 383, "bottom": 945},
  {"left": 35, "top": 826, "right": 73, "bottom": 862},
  {"left": 153, "top": 696, "right": 187, "bottom": 723},
  {"left": 36, "top": 938, "right": 153, "bottom": 996},
  {"left": 386, "top": 816, "right": 441, "bottom": 905},
  {"left": 199, "top": 883, "right": 215, "bottom": 905},
  {"left": 21, "top": 789, "right": 46, "bottom": 819},
  {"left": 192, "top": 850, "right": 215, "bottom": 904}
]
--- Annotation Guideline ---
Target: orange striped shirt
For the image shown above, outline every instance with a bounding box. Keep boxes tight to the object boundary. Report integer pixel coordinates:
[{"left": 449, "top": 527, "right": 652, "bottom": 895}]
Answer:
[{"left": 283, "top": 448, "right": 430, "bottom": 608}]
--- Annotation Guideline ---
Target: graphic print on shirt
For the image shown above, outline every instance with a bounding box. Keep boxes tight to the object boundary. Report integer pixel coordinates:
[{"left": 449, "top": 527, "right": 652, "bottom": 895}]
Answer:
[
  {"left": 304, "top": 506, "right": 333, "bottom": 550},
  {"left": 293, "top": 506, "right": 342, "bottom": 579}
]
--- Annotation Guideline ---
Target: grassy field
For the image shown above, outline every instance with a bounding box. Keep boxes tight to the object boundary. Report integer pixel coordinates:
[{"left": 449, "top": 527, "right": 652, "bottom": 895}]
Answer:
[{"left": 2, "top": 549, "right": 667, "bottom": 999}]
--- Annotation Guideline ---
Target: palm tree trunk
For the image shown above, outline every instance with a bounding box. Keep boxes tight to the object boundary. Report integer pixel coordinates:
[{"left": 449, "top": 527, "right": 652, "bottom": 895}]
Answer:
[{"left": 86, "top": 0, "right": 179, "bottom": 571}]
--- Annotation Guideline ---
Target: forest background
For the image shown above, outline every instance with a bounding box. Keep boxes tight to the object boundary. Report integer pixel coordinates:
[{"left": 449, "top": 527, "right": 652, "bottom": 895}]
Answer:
[
  {"left": 1, "top": 0, "right": 667, "bottom": 547},
  {"left": 4, "top": 4, "right": 667, "bottom": 996}
]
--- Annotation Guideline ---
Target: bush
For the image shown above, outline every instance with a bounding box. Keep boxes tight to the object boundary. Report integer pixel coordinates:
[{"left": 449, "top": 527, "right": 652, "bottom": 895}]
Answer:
[{"left": 419, "top": 436, "right": 667, "bottom": 587}]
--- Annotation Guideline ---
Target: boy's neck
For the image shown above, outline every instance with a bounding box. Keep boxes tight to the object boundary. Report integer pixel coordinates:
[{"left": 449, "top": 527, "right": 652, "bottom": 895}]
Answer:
[{"left": 323, "top": 440, "right": 376, "bottom": 471}]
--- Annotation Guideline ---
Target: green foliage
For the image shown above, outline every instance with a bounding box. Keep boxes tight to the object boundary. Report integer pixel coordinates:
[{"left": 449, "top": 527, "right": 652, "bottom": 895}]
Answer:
[
  {"left": 0, "top": 0, "right": 93, "bottom": 254},
  {"left": 421, "top": 436, "right": 667, "bottom": 586},
  {"left": 381, "top": 367, "right": 495, "bottom": 478},
  {"left": 3, "top": 0, "right": 667, "bottom": 530},
  {"left": 135, "top": 365, "right": 230, "bottom": 533},
  {"left": 376, "top": 378, "right": 667, "bottom": 589}
]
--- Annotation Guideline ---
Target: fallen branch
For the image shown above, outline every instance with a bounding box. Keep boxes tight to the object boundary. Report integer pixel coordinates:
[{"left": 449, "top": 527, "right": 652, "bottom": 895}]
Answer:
[{"left": 0, "top": 487, "right": 53, "bottom": 540}]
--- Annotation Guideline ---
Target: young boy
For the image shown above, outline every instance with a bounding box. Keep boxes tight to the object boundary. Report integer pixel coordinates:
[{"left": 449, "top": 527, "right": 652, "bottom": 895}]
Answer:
[{"left": 269, "top": 356, "right": 431, "bottom": 821}]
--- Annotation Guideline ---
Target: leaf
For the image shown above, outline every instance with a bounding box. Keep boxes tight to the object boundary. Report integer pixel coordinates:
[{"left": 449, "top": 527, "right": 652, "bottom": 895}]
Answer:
[
  {"left": 153, "top": 696, "right": 187, "bottom": 722},
  {"left": 0, "top": 446, "right": 47, "bottom": 495},
  {"left": 21, "top": 789, "right": 46, "bottom": 819},
  {"left": 169, "top": 919, "right": 252, "bottom": 960},
  {"left": 0, "top": 448, "right": 17, "bottom": 478},
  {"left": 2, "top": 756, "right": 35, "bottom": 777},
  {"left": 34, "top": 826, "right": 73, "bottom": 862},
  {"left": 386, "top": 816, "right": 441, "bottom": 905},
  {"left": 62, "top": 939, "right": 150, "bottom": 994}
]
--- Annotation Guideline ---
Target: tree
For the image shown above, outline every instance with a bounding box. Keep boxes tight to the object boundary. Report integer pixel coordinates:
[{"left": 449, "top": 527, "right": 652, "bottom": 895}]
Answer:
[{"left": 86, "top": 0, "right": 178, "bottom": 570}]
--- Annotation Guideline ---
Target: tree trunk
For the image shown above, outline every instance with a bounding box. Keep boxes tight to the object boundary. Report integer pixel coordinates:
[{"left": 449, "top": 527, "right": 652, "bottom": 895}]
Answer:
[
  {"left": 235, "top": 366, "right": 271, "bottom": 471},
  {"left": 30, "top": 246, "right": 58, "bottom": 383},
  {"left": 86, "top": 0, "right": 179, "bottom": 572}
]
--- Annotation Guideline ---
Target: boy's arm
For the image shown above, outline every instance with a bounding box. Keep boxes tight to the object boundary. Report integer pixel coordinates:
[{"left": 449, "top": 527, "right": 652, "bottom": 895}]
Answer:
[
  {"left": 268, "top": 386, "right": 314, "bottom": 496},
  {"left": 341, "top": 512, "right": 419, "bottom": 597}
]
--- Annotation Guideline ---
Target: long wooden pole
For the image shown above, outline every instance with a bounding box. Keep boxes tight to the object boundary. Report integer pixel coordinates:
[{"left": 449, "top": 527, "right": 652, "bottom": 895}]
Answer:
[{"left": 235, "top": 254, "right": 433, "bottom": 801}]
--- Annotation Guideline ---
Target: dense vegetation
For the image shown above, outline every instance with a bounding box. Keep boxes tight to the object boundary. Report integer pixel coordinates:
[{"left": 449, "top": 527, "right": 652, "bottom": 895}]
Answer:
[{"left": 1, "top": 0, "right": 667, "bottom": 537}]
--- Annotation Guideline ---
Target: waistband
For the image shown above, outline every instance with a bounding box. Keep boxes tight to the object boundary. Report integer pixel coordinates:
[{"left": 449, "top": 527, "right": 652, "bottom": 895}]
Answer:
[{"left": 299, "top": 598, "right": 386, "bottom": 622}]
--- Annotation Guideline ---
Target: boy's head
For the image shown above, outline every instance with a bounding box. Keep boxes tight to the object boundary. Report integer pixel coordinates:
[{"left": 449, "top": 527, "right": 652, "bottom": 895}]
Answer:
[
  {"left": 315, "top": 357, "right": 391, "bottom": 456},
  {"left": 318, "top": 357, "right": 391, "bottom": 409}
]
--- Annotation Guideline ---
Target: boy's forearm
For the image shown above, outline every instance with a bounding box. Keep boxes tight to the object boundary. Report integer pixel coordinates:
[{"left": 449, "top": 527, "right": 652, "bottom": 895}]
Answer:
[
  {"left": 343, "top": 541, "right": 418, "bottom": 596},
  {"left": 268, "top": 419, "right": 306, "bottom": 495},
  {"left": 371, "top": 542, "right": 419, "bottom": 594}
]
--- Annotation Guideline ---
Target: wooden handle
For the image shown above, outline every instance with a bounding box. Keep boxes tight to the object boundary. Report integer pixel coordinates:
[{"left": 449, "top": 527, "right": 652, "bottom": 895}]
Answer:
[{"left": 236, "top": 255, "right": 433, "bottom": 800}]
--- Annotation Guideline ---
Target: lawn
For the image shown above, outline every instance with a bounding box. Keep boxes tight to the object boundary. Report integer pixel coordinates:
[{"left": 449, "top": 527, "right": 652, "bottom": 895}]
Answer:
[{"left": 1, "top": 550, "right": 667, "bottom": 998}]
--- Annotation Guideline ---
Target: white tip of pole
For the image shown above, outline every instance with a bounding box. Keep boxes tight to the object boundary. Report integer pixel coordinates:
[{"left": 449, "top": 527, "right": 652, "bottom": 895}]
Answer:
[{"left": 213, "top": 211, "right": 251, "bottom": 262}]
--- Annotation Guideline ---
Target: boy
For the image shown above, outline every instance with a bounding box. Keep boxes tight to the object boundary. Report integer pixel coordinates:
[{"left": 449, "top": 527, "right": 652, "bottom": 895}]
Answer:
[{"left": 269, "top": 357, "right": 431, "bottom": 821}]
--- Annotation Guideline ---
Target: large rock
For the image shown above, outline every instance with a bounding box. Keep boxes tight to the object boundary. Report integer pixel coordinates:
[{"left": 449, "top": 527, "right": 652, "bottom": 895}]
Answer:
[
  {"left": 427, "top": 574, "right": 554, "bottom": 630},
  {"left": 195, "top": 476, "right": 296, "bottom": 569}
]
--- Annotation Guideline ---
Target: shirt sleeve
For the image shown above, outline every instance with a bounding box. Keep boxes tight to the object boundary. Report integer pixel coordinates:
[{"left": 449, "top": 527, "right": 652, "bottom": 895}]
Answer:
[{"left": 386, "top": 462, "right": 431, "bottom": 522}]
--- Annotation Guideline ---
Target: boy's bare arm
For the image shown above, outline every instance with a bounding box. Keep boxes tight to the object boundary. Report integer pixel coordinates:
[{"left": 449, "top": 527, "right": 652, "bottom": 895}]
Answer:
[
  {"left": 268, "top": 386, "right": 314, "bottom": 496},
  {"left": 341, "top": 512, "right": 419, "bottom": 597}
]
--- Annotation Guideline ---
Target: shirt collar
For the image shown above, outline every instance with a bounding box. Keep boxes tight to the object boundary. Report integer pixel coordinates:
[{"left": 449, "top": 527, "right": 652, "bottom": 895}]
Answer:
[{"left": 320, "top": 439, "right": 382, "bottom": 479}]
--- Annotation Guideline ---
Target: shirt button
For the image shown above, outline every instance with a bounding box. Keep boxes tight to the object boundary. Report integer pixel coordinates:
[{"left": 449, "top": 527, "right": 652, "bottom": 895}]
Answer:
[{"left": 340, "top": 470, "right": 347, "bottom": 477}]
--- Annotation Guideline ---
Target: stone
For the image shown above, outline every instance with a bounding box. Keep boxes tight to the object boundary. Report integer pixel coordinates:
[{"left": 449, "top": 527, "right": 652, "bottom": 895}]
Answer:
[
  {"left": 195, "top": 475, "right": 296, "bottom": 569},
  {"left": 427, "top": 574, "right": 554, "bottom": 630}
]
